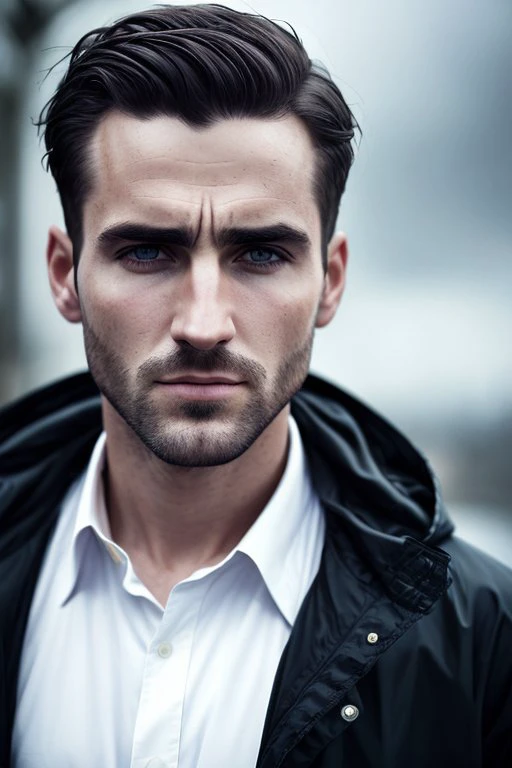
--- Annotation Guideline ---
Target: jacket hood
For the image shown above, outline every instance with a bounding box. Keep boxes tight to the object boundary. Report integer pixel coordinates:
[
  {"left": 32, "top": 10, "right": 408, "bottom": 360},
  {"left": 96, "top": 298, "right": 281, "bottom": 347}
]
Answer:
[{"left": 292, "top": 373, "right": 453, "bottom": 546}]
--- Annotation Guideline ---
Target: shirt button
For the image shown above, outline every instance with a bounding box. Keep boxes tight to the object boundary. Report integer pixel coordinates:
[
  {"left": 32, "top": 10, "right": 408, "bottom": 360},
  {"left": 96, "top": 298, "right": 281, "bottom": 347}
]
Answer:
[
  {"left": 367, "top": 632, "right": 379, "bottom": 644},
  {"left": 157, "top": 642, "right": 172, "bottom": 658},
  {"left": 145, "top": 759, "right": 168, "bottom": 768},
  {"left": 341, "top": 704, "right": 359, "bottom": 722}
]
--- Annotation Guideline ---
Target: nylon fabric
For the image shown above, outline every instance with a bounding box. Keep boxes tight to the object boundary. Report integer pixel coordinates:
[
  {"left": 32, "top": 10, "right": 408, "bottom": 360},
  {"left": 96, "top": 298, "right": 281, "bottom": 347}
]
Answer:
[{"left": 1, "top": 371, "right": 511, "bottom": 767}]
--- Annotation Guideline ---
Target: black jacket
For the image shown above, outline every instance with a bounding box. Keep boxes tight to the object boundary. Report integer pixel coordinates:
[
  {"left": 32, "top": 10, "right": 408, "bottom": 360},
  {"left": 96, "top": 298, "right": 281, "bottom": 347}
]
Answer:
[{"left": 1, "top": 372, "right": 511, "bottom": 767}]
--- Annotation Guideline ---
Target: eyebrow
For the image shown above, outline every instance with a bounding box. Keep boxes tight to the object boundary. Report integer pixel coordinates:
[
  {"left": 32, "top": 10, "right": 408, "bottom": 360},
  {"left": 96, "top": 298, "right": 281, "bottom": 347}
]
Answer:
[
  {"left": 216, "top": 224, "right": 311, "bottom": 250},
  {"left": 97, "top": 223, "right": 195, "bottom": 249},
  {"left": 96, "top": 222, "right": 312, "bottom": 251}
]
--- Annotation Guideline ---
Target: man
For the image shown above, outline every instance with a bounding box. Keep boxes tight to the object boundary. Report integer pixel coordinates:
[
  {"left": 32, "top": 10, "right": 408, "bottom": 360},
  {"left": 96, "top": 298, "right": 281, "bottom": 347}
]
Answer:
[{"left": 0, "top": 4, "right": 511, "bottom": 767}]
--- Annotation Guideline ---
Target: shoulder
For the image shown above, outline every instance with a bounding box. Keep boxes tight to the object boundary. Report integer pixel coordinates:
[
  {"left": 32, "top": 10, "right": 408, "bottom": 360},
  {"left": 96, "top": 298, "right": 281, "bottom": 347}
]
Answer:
[
  {"left": 420, "top": 535, "right": 512, "bottom": 653},
  {"left": 0, "top": 372, "right": 101, "bottom": 550},
  {"left": 383, "top": 535, "right": 512, "bottom": 700},
  {"left": 417, "top": 535, "right": 512, "bottom": 709},
  {"left": 442, "top": 534, "right": 512, "bottom": 618}
]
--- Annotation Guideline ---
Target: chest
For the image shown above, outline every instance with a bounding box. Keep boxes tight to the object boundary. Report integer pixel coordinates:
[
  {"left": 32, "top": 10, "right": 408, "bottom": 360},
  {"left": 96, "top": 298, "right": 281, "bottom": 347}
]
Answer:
[{"left": 12, "top": 540, "right": 291, "bottom": 768}]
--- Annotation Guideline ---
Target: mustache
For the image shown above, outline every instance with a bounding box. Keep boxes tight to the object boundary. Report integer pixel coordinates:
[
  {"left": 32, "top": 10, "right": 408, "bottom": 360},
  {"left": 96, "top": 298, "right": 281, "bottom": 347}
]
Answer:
[{"left": 137, "top": 345, "right": 267, "bottom": 383}]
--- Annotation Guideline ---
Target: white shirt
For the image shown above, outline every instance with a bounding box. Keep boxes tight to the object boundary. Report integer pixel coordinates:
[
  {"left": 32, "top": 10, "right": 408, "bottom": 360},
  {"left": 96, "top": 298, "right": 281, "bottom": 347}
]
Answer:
[{"left": 12, "top": 416, "right": 325, "bottom": 768}]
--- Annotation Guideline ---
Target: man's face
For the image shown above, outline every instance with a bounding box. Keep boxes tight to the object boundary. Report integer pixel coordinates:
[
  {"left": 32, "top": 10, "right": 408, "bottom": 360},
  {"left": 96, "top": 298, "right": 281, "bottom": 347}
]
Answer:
[{"left": 64, "top": 113, "right": 344, "bottom": 466}]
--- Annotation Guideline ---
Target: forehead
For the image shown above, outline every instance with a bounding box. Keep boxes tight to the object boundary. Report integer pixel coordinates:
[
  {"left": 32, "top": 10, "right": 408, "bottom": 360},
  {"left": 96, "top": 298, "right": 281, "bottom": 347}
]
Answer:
[{"left": 84, "top": 112, "right": 320, "bottom": 237}]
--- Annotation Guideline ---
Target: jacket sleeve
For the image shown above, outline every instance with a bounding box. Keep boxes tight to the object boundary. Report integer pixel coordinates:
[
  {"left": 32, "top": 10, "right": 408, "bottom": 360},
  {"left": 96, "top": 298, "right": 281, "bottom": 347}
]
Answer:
[
  {"left": 447, "top": 537, "right": 512, "bottom": 766},
  {"left": 479, "top": 564, "right": 512, "bottom": 766}
]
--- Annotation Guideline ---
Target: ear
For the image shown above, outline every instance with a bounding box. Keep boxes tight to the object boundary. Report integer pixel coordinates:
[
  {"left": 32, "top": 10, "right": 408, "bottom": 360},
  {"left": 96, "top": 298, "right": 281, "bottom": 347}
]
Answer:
[
  {"left": 315, "top": 232, "right": 348, "bottom": 328},
  {"left": 47, "top": 226, "right": 82, "bottom": 323}
]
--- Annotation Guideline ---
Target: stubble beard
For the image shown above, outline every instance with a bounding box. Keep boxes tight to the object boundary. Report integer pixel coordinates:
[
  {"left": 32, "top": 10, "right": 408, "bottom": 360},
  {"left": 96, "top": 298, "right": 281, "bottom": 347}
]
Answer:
[{"left": 82, "top": 317, "right": 314, "bottom": 467}]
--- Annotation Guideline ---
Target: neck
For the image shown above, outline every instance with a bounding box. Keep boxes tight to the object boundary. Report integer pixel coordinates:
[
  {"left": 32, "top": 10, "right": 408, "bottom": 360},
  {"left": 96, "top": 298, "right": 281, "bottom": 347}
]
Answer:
[{"left": 102, "top": 400, "right": 290, "bottom": 602}]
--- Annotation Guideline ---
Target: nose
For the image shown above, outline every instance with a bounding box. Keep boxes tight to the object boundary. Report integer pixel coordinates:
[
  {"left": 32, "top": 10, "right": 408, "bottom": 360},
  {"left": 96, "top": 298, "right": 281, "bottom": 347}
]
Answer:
[{"left": 170, "top": 258, "right": 236, "bottom": 350}]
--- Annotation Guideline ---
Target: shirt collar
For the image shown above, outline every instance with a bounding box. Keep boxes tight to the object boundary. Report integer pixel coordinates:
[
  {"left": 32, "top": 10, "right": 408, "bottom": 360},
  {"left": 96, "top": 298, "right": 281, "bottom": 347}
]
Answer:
[
  {"left": 58, "top": 432, "right": 123, "bottom": 606},
  {"left": 58, "top": 418, "right": 321, "bottom": 623},
  {"left": 234, "top": 416, "right": 321, "bottom": 626}
]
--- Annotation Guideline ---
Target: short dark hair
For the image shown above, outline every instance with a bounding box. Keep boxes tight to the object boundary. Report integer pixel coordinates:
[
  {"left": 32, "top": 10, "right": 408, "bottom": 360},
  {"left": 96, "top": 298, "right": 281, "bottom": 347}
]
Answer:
[{"left": 38, "top": 4, "right": 358, "bottom": 262}]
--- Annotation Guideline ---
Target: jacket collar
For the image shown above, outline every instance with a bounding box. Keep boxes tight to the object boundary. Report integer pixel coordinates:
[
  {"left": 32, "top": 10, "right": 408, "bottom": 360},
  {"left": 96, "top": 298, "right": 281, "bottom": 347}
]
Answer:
[{"left": 1, "top": 370, "right": 453, "bottom": 594}]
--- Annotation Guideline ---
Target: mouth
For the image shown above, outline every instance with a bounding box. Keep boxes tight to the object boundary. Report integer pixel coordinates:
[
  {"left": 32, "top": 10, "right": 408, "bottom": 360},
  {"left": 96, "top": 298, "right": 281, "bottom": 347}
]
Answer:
[
  {"left": 158, "top": 374, "right": 243, "bottom": 385},
  {"left": 155, "top": 374, "right": 244, "bottom": 400}
]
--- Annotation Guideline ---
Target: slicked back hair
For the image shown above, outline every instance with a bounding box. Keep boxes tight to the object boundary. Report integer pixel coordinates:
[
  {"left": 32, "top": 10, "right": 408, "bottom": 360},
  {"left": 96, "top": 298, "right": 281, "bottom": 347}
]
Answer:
[{"left": 38, "top": 4, "right": 358, "bottom": 264}]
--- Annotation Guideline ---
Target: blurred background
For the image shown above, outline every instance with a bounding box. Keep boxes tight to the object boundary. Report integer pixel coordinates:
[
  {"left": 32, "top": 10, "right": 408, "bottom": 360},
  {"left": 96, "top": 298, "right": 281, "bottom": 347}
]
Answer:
[{"left": 0, "top": 0, "right": 510, "bottom": 565}]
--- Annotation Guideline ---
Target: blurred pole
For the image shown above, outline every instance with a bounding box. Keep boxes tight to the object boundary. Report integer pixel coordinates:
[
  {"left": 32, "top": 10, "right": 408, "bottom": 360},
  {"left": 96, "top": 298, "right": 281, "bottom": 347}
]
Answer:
[{"left": 0, "top": 0, "right": 72, "bottom": 404}]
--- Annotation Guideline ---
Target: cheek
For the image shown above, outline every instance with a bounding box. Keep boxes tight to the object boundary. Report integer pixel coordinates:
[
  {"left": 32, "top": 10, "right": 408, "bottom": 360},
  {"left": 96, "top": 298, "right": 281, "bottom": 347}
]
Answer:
[
  {"left": 236, "top": 281, "right": 321, "bottom": 357},
  {"left": 276, "top": 300, "right": 318, "bottom": 349},
  {"left": 80, "top": 276, "right": 170, "bottom": 358}
]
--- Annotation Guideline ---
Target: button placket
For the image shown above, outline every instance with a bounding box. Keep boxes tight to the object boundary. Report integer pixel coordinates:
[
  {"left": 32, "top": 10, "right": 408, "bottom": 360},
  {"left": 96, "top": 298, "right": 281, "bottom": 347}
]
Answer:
[{"left": 132, "top": 604, "right": 189, "bottom": 766}]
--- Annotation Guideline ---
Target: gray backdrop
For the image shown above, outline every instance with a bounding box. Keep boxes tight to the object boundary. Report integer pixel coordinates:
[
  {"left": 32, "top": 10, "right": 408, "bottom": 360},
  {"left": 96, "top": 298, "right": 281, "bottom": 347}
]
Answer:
[{"left": 1, "top": 0, "right": 511, "bottom": 563}]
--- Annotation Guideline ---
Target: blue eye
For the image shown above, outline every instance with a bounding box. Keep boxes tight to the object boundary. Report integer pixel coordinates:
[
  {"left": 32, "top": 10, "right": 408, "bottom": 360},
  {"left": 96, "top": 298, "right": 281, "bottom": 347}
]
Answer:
[
  {"left": 244, "top": 248, "right": 281, "bottom": 264},
  {"left": 130, "top": 246, "right": 161, "bottom": 261}
]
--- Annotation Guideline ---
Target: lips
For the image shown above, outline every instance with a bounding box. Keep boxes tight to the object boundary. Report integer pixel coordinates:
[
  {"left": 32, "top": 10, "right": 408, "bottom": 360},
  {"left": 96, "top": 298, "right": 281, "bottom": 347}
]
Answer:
[
  {"left": 157, "top": 374, "right": 242, "bottom": 385},
  {"left": 155, "top": 374, "right": 243, "bottom": 400}
]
